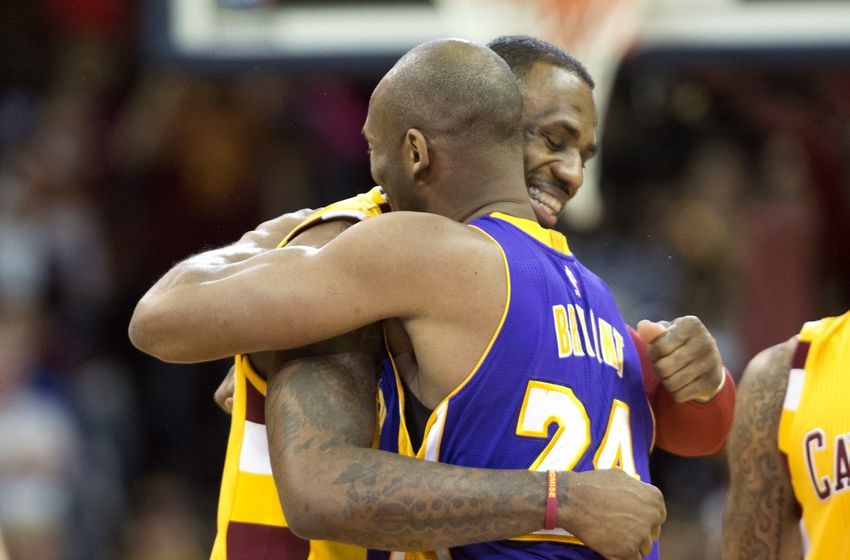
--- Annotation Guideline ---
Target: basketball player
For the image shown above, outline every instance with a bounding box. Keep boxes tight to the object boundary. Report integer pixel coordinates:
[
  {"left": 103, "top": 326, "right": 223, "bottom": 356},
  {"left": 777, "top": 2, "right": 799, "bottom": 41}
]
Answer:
[
  {"left": 131, "top": 38, "right": 690, "bottom": 559},
  {"left": 200, "top": 37, "right": 734, "bottom": 559},
  {"left": 210, "top": 36, "right": 733, "bottom": 558},
  {"left": 141, "top": 36, "right": 728, "bottom": 560},
  {"left": 207, "top": 192, "right": 389, "bottom": 560},
  {"left": 723, "top": 310, "right": 850, "bottom": 559}
]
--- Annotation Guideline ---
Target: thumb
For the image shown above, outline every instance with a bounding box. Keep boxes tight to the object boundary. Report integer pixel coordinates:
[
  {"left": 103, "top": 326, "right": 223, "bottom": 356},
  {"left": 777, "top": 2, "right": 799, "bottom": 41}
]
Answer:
[{"left": 637, "top": 320, "right": 667, "bottom": 344}]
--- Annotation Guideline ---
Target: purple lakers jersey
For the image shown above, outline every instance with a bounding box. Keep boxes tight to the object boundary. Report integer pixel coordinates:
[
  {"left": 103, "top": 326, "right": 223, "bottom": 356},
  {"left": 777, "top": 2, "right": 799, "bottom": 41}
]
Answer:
[{"left": 374, "top": 213, "right": 657, "bottom": 559}]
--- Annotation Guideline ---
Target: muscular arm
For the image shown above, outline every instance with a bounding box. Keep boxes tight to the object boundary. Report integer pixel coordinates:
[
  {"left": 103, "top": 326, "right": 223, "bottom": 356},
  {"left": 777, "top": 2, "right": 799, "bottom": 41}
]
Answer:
[
  {"left": 722, "top": 337, "right": 802, "bottom": 560},
  {"left": 129, "top": 212, "right": 494, "bottom": 364},
  {"left": 134, "top": 206, "right": 666, "bottom": 555},
  {"left": 266, "top": 351, "right": 666, "bottom": 556},
  {"left": 130, "top": 213, "right": 422, "bottom": 362}
]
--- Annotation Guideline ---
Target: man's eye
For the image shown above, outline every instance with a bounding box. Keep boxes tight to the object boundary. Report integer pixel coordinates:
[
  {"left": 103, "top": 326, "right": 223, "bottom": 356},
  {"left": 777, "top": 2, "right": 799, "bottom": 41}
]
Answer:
[{"left": 543, "top": 135, "right": 562, "bottom": 151}]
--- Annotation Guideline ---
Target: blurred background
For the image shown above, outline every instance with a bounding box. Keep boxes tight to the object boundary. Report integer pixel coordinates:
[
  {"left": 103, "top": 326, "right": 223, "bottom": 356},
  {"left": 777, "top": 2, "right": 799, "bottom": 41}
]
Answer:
[{"left": 0, "top": 0, "right": 848, "bottom": 558}]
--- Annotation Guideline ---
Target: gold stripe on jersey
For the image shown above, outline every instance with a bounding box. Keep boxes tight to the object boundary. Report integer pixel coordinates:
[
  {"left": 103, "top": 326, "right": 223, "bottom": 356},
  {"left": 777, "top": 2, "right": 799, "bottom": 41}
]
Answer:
[
  {"left": 211, "top": 354, "right": 252, "bottom": 559},
  {"left": 489, "top": 212, "right": 571, "bottom": 255},
  {"left": 230, "top": 471, "right": 285, "bottom": 524},
  {"left": 280, "top": 187, "right": 389, "bottom": 248},
  {"left": 376, "top": 216, "right": 515, "bottom": 560},
  {"left": 382, "top": 347, "right": 417, "bottom": 458},
  {"left": 212, "top": 188, "right": 388, "bottom": 560},
  {"left": 778, "top": 311, "right": 850, "bottom": 560},
  {"left": 414, "top": 219, "right": 513, "bottom": 462}
]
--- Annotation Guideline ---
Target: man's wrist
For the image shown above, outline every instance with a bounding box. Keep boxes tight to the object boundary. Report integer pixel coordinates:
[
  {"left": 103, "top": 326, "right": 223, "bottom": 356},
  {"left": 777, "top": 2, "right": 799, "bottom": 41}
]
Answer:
[{"left": 544, "top": 470, "right": 558, "bottom": 530}]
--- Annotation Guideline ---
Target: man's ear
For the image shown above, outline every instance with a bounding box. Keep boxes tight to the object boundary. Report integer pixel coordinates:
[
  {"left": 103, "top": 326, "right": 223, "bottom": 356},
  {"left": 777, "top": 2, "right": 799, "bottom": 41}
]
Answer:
[{"left": 404, "top": 128, "right": 430, "bottom": 177}]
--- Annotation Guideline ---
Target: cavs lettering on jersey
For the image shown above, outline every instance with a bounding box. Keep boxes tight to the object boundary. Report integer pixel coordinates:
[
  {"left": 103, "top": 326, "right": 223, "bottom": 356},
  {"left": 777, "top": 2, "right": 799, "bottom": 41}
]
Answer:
[
  {"left": 211, "top": 187, "right": 388, "bottom": 560},
  {"left": 778, "top": 311, "right": 850, "bottom": 559},
  {"left": 372, "top": 213, "right": 656, "bottom": 560}
]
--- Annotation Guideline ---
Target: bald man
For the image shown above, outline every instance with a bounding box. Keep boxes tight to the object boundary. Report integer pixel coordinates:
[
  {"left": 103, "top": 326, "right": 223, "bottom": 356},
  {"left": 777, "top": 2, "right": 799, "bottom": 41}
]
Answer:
[
  {"left": 132, "top": 39, "right": 670, "bottom": 559},
  {"left": 203, "top": 35, "right": 729, "bottom": 560}
]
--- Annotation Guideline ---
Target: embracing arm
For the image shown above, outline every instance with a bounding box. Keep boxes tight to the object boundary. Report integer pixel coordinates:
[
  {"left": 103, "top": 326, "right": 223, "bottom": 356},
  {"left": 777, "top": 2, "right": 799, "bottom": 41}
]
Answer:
[
  {"left": 128, "top": 208, "right": 319, "bottom": 362},
  {"left": 267, "top": 351, "right": 665, "bottom": 557},
  {"left": 722, "top": 337, "right": 802, "bottom": 560},
  {"left": 632, "top": 318, "right": 736, "bottom": 456},
  {"left": 129, "top": 213, "right": 428, "bottom": 363}
]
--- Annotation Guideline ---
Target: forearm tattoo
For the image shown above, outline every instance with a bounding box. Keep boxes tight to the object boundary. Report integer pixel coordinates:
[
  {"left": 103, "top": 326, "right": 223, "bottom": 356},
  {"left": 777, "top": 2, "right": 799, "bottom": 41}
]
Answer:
[
  {"left": 723, "top": 342, "right": 798, "bottom": 559},
  {"left": 265, "top": 335, "right": 543, "bottom": 549}
]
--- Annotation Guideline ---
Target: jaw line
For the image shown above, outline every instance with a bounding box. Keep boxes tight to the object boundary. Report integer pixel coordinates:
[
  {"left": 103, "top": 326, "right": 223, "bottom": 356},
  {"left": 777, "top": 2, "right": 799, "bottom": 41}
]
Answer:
[
  {"left": 530, "top": 197, "right": 558, "bottom": 228},
  {"left": 528, "top": 184, "right": 565, "bottom": 222}
]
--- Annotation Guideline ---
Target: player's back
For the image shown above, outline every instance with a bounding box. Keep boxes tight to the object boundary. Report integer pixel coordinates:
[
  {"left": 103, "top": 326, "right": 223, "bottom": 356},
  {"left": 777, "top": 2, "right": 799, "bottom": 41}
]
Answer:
[
  {"left": 375, "top": 212, "right": 656, "bottom": 559},
  {"left": 778, "top": 311, "right": 850, "bottom": 559}
]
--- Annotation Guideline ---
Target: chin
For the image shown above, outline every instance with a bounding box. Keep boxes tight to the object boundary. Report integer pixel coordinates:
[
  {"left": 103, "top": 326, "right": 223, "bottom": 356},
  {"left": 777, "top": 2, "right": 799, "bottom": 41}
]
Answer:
[{"left": 534, "top": 206, "right": 558, "bottom": 228}]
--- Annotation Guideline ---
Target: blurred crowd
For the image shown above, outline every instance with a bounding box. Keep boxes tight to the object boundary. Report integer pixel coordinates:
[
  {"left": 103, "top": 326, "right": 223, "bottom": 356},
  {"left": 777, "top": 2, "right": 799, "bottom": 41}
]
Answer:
[{"left": 0, "top": 2, "right": 848, "bottom": 559}]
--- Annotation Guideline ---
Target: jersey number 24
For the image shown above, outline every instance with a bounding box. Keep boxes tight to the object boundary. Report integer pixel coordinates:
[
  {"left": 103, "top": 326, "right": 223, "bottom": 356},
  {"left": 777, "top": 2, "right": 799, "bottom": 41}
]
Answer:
[{"left": 516, "top": 380, "right": 639, "bottom": 478}]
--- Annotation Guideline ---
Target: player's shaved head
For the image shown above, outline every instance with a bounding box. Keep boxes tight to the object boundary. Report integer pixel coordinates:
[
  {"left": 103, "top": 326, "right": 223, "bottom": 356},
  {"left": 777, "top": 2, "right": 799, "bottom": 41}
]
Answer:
[
  {"left": 364, "top": 38, "right": 529, "bottom": 217},
  {"left": 370, "top": 38, "right": 523, "bottom": 149}
]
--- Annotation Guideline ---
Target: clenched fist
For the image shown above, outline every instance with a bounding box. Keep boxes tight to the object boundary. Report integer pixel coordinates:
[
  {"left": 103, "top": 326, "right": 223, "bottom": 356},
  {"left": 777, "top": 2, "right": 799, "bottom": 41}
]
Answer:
[{"left": 637, "top": 316, "right": 725, "bottom": 403}]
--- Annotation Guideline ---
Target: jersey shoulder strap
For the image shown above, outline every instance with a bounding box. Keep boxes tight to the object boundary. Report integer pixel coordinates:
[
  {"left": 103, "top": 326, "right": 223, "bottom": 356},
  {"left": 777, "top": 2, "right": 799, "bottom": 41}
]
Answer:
[{"left": 279, "top": 187, "right": 389, "bottom": 247}]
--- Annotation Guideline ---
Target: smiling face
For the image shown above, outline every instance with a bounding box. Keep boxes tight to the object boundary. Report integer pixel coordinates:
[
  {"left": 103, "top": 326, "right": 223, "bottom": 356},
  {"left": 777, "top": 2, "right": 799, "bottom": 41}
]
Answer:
[{"left": 520, "top": 62, "right": 598, "bottom": 228}]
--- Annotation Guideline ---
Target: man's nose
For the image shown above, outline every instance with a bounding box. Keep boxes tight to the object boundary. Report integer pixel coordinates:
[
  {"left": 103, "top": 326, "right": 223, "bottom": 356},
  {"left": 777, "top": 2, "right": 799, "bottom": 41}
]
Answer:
[{"left": 551, "top": 150, "right": 583, "bottom": 190}]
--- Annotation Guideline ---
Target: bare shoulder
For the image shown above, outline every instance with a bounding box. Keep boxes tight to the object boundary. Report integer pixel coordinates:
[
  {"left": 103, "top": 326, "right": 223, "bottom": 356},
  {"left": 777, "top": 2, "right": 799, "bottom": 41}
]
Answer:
[
  {"left": 348, "top": 211, "right": 482, "bottom": 240},
  {"left": 724, "top": 338, "right": 803, "bottom": 559},
  {"left": 338, "top": 211, "right": 500, "bottom": 265},
  {"left": 333, "top": 212, "right": 507, "bottom": 327},
  {"left": 729, "top": 335, "right": 799, "bottom": 452},
  {"left": 738, "top": 336, "right": 798, "bottom": 408}
]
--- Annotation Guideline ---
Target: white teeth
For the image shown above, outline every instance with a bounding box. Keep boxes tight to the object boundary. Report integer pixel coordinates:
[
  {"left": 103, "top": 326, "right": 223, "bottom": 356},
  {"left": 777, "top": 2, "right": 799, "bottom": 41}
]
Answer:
[{"left": 528, "top": 186, "right": 563, "bottom": 215}]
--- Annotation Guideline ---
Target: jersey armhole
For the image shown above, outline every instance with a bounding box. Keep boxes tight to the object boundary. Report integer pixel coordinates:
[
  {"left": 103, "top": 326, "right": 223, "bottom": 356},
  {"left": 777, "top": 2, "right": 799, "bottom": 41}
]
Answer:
[{"left": 778, "top": 339, "right": 810, "bottom": 454}]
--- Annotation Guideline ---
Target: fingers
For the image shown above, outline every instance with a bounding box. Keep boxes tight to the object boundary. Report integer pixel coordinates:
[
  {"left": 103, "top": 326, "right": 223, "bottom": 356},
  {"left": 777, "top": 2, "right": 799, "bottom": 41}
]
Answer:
[
  {"left": 645, "top": 317, "right": 695, "bottom": 362},
  {"left": 639, "top": 536, "right": 654, "bottom": 558},
  {"left": 214, "top": 365, "right": 237, "bottom": 415},
  {"left": 640, "top": 495, "right": 663, "bottom": 558},
  {"left": 575, "top": 471, "right": 665, "bottom": 560},
  {"left": 665, "top": 373, "right": 714, "bottom": 402},
  {"left": 645, "top": 316, "right": 722, "bottom": 396},
  {"left": 657, "top": 363, "right": 712, "bottom": 401},
  {"left": 217, "top": 395, "right": 233, "bottom": 415},
  {"left": 291, "top": 207, "right": 315, "bottom": 221},
  {"left": 692, "top": 369, "right": 727, "bottom": 403},
  {"left": 655, "top": 345, "right": 724, "bottom": 400},
  {"left": 636, "top": 320, "right": 666, "bottom": 345}
]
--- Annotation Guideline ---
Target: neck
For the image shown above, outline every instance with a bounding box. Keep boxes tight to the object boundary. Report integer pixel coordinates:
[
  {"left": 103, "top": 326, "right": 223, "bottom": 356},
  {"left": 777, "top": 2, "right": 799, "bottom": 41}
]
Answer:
[
  {"left": 424, "top": 152, "right": 536, "bottom": 224},
  {"left": 449, "top": 198, "right": 536, "bottom": 224}
]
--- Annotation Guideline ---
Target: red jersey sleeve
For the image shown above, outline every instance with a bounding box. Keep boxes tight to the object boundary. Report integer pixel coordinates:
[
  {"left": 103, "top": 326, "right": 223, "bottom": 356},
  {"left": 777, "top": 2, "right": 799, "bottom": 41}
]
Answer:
[{"left": 629, "top": 326, "right": 736, "bottom": 457}]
